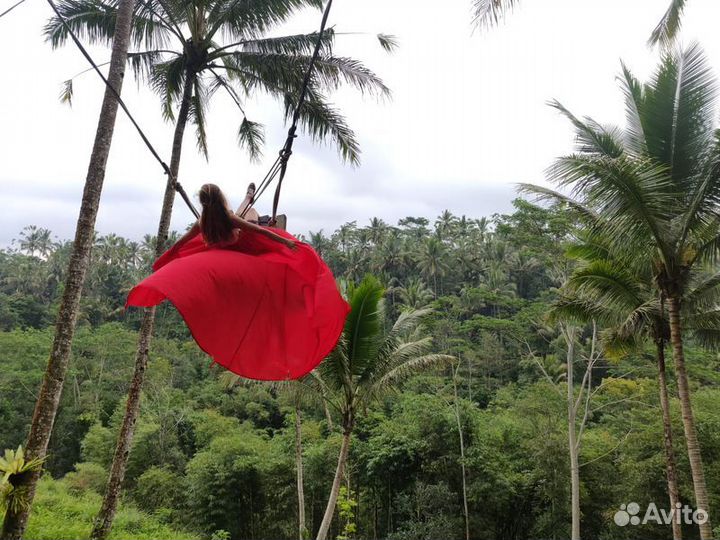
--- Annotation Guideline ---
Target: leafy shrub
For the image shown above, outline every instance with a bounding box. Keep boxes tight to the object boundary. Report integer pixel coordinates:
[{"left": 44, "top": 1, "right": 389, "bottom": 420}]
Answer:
[{"left": 64, "top": 462, "right": 108, "bottom": 495}]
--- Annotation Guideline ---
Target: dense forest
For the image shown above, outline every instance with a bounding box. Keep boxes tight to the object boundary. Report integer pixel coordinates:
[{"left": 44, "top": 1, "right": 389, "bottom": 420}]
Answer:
[
  {"left": 2, "top": 0, "right": 720, "bottom": 538},
  {"left": 1, "top": 197, "right": 719, "bottom": 539}
]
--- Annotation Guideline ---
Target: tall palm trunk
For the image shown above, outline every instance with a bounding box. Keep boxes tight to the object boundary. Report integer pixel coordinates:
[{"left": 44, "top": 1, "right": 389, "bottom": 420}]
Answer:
[
  {"left": 667, "top": 296, "right": 712, "bottom": 539},
  {"left": 316, "top": 426, "right": 352, "bottom": 540},
  {"left": 296, "top": 406, "right": 307, "bottom": 540},
  {"left": 90, "top": 71, "right": 196, "bottom": 540},
  {"left": 0, "top": 1, "right": 136, "bottom": 537},
  {"left": 656, "top": 338, "right": 682, "bottom": 540}
]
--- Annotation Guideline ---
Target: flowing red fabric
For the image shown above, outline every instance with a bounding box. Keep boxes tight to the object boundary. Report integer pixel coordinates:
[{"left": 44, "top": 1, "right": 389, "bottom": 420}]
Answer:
[{"left": 126, "top": 228, "right": 349, "bottom": 381}]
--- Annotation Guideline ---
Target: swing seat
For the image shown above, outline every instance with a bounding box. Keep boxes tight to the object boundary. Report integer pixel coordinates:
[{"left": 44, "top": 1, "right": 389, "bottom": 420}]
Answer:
[{"left": 259, "top": 214, "right": 287, "bottom": 230}]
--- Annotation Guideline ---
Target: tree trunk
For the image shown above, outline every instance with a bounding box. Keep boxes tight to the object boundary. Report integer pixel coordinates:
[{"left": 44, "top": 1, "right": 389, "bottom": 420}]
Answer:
[
  {"left": 315, "top": 428, "right": 352, "bottom": 540},
  {"left": 90, "top": 71, "right": 196, "bottom": 540},
  {"left": 667, "top": 296, "right": 712, "bottom": 539},
  {"left": 451, "top": 365, "right": 470, "bottom": 540},
  {"left": 0, "top": 1, "right": 136, "bottom": 537},
  {"left": 566, "top": 329, "right": 581, "bottom": 540},
  {"left": 656, "top": 339, "right": 682, "bottom": 540},
  {"left": 296, "top": 406, "right": 307, "bottom": 540}
]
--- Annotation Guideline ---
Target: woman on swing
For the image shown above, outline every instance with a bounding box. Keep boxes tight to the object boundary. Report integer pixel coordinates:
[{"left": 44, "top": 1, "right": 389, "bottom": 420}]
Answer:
[{"left": 126, "top": 183, "right": 349, "bottom": 381}]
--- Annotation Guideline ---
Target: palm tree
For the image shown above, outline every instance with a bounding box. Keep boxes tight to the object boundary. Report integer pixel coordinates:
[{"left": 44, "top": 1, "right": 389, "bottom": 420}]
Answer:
[
  {"left": 371, "top": 234, "right": 404, "bottom": 276},
  {"left": 524, "top": 44, "right": 719, "bottom": 538},
  {"left": 335, "top": 222, "right": 357, "bottom": 254},
  {"left": 308, "top": 230, "right": 333, "bottom": 258},
  {"left": 550, "top": 237, "right": 720, "bottom": 540},
  {"left": 17, "top": 226, "right": 55, "bottom": 258},
  {"left": 367, "top": 217, "right": 388, "bottom": 246},
  {"left": 314, "top": 276, "right": 454, "bottom": 540},
  {"left": 418, "top": 236, "right": 449, "bottom": 296},
  {"left": 45, "top": 3, "right": 392, "bottom": 537},
  {"left": 393, "top": 277, "right": 435, "bottom": 310},
  {"left": 0, "top": 1, "right": 137, "bottom": 537},
  {"left": 434, "top": 209, "right": 457, "bottom": 241}
]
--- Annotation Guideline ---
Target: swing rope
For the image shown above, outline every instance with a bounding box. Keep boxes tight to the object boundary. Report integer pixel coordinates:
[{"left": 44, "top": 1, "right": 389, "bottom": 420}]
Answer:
[
  {"left": 0, "top": 0, "right": 28, "bottom": 19},
  {"left": 44, "top": 0, "right": 201, "bottom": 218},
  {"left": 241, "top": 0, "right": 335, "bottom": 224}
]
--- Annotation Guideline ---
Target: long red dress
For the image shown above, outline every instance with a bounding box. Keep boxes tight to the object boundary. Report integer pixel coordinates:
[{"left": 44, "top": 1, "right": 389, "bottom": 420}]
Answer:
[{"left": 126, "top": 227, "right": 349, "bottom": 381}]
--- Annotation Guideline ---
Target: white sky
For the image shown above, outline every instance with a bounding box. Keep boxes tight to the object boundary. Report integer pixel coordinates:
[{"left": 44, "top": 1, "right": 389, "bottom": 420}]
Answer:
[{"left": 2, "top": 0, "right": 720, "bottom": 245}]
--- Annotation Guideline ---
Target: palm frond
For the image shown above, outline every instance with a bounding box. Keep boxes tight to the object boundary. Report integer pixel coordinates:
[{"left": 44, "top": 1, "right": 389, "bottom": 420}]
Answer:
[
  {"left": 683, "top": 269, "right": 720, "bottom": 312},
  {"left": 311, "top": 56, "right": 391, "bottom": 98},
  {"left": 680, "top": 132, "right": 720, "bottom": 244},
  {"left": 517, "top": 183, "right": 599, "bottom": 226},
  {"left": 59, "top": 79, "right": 73, "bottom": 106},
  {"left": 237, "top": 117, "right": 265, "bottom": 162},
  {"left": 284, "top": 91, "right": 361, "bottom": 165},
  {"left": 128, "top": 49, "right": 179, "bottom": 82},
  {"left": 190, "top": 77, "right": 209, "bottom": 158},
  {"left": 472, "top": 0, "right": 519, "bottom": 28},
  {"left": 600, "top": 327, "right": 648, "bottom": 358},
  {"left": 241, "top": 28, "right": 335, "bottom": 56},
  {"left": 44, "top": 0, "right": 174, "bottom": 49},
  {"left": 207, "top": 0, "right": 322, "bottom": 42},
  {"left": 150, "top": 55, "right": 186, "bottom": 121},
  {"left": 641, "top": 43, "right": 717, "bottom": 186},
  {"left": 548, "top": 154, "right": 676, "bottom": 261},
  {"left": 365, "top": 354, "right": 455, "bottom": 403},
  {"left": 377, "top": 33, "right": 398, "bottom": 53},
  {"left": 550, "top": 294, "right": 618, "bottom": 326},
  {"left": 648, "top": 0, "right": 687, "bottom": 49},
  {"left": 549, "top": 100, "right": 624, "bottom": 158},
  {"left": 343, "top": 275, "right": 384, "bottom": 377},
  {"left": 567, "top": 260, "right": 648, "bottom": 313},
  {"left": 693, "top": 224, "right": 720, "bottom": 266},
  {"left": 618, "top": 61, "right": 647, "bottom": 156}
]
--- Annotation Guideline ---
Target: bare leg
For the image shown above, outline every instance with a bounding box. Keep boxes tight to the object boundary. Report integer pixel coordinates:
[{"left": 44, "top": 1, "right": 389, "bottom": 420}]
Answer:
[{"left": 236, "top": 183, "right": 260, "bottom": 223}]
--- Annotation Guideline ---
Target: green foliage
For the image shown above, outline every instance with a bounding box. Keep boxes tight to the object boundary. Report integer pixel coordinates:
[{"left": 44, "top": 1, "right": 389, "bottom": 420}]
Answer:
[
  {"left": 64, "top": 462, "right": 108, "bottom": 495},
  {"left": 0, "top": 446, "right": 45, "bottom": 514},
  {"left": 0, "top": 477, "right": 195, "bottom": 539},
  {"left": 2, "top": 192, "right": 720, "bottom": 538},
  {"left": 133, "top": 467, "right": 184, "bottom": 514},
  {"left": 335, "top": 486, "right": 357, "bottom": 540}
]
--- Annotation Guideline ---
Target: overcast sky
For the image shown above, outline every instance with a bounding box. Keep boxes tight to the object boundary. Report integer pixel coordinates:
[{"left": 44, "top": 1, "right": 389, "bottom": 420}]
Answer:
[{"left": 2, "top": 0, "right": 720, "bottom": 245}]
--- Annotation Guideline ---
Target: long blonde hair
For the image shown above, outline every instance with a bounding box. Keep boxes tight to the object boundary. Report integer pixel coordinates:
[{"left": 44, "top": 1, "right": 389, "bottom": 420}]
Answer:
[{"left": 199, "top": 183, "right": 234, "bottom": 244}]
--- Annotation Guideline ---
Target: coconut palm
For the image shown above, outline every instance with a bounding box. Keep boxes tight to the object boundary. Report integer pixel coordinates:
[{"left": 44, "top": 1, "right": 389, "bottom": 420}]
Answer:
[
  {"left": 417, "top": 236, "right": 449, "bottom": 296},
  {"left": 0, "top": 1, "right": 137, "bottom": 538},
  {"left": 44, "top": 2, "right": 392, "bottom": 537},
  {"left": 524, "top": 44, "right": 720, "bottom": 538},
  {"left": 552, "top": 236, "right": 720, "bottom": 540},
  {"left": 373, "top": 235, "right": 406, "bottom": 278},
  {"left": 435, "top": 209, "right": 457, "bottom": 240},
  {"left": 314, "top": 276, "right": 454, "bottom": 540},
  {"left": 17, "top": 226, "right": 55, "bottom": 258},
  {"left": 308, "top": 230, "right": 333, "bottom": 259},
  {"left": 394, "top": 277, "right": 435, "bottom": 310},
  {"left": 367, "top": 217, "right": 388, "bottom": 246}
]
